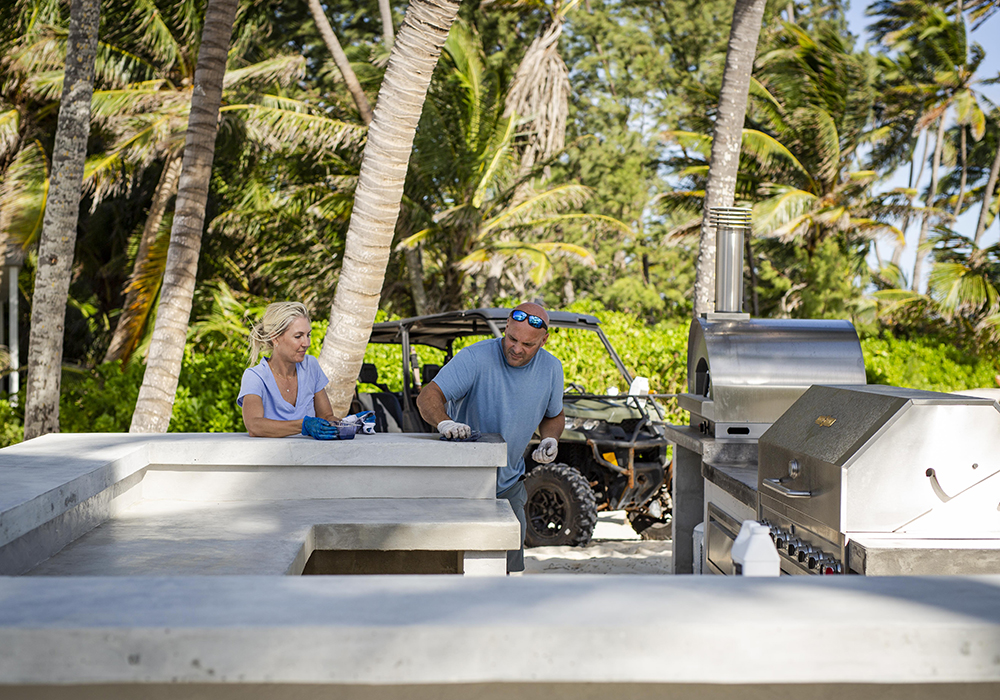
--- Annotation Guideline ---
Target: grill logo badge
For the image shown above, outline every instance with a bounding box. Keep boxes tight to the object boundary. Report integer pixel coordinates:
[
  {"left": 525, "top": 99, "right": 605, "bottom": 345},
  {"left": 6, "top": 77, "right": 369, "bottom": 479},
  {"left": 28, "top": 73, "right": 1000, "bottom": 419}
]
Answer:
[{"left": 815, "top": 415, "right": 837, "bottom": 427}]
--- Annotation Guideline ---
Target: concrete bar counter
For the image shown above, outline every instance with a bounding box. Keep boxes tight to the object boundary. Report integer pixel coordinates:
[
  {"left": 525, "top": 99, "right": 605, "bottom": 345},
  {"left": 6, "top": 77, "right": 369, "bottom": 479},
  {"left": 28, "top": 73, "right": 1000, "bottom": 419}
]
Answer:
[{"left": 0, "top": 432, "right": 520, "bottom": 577}]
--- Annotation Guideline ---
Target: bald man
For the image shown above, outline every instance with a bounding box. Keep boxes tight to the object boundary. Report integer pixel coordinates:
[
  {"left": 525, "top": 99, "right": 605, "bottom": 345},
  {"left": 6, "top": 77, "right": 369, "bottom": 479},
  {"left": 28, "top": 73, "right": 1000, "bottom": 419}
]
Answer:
[{"left": 417, "top": 303, "right": 566, "bottom": 573}]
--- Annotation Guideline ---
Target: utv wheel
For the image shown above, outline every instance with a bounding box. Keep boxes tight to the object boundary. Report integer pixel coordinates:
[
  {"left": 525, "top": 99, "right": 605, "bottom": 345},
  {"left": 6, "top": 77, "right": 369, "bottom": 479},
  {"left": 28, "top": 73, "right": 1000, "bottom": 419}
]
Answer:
[
  {"left": 629, "top": 488, "right": 673, "bottom": 540},
  {"left": 524, "top": 463, "right": 598, "bottom": 547}
]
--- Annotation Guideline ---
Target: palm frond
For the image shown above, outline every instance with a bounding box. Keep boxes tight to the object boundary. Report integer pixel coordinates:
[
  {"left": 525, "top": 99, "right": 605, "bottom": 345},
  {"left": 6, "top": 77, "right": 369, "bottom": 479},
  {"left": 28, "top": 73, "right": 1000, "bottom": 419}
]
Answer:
[
  {"left": 753, "top": 186, "right": 817, "bottom": 237},
  {"left": 223, "top": 55, "right": 306, "bottom": 90},
  {"left": 0, "top": 109, "right": 19, "bottom": 161},
  {"left": 222, "top": 103, "right": 366, "bottom": 155},
  {"left": 481, "top": 183, "right": 590, "bottom": 232},
  {"left": 0, "top": 140, "right": 48, "bottom": 250}
]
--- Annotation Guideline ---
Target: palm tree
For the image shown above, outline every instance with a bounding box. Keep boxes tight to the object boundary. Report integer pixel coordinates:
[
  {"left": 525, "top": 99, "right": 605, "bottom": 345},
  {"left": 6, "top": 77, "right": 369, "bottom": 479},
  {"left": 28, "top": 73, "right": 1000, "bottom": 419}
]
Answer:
[
  {"left": 305, "top": 0, "right": 374, "bottom": 125},
  {"left": 130, "top": 0, "right": 239, "bottom": 433},
  {"left": 692, "top": 0, "right": 768, "bottom": 317},
  {"left": 972, "top": 108, "right": 1000, "bottom": 245},
  {"left": 318, "top": 0, "right": 463, "bottom": 416},
  {"left": 22, "top": 0, "right": 100, "bottom": 440},
  {"left": 397, "top": 21, "right": 604, "bottom": 311},
  {"left": 869, "top": 0, "right": 987, "bottom": 292}
]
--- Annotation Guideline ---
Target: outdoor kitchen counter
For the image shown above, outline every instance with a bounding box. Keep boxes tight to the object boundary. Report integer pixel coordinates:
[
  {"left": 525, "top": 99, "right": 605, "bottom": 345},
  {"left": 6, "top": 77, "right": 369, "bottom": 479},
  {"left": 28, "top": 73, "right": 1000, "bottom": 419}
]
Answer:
[
  {"left": 0, "top": 432, "right": 517, "bottom": 577},
  {"left": 662, "top": 423, "right": 757, "bottom": 572},
  {"left": 700, "top": 459, "right": 758, "bottom": 511},
  {"left": 3, "top": 574, "right": 1000, "bottom": 699}
]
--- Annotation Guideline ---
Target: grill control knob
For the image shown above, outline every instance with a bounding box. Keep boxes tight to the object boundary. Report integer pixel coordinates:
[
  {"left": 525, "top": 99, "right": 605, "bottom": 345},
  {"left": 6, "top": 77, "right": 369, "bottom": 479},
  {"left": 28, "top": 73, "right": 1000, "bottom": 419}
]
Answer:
[
  {"left": 797, "top": 546, "right": 814, "bottom": 564},
  {"left": 818, "top": 559, "right": 842, "bottom": 575},
  {"left": 786, "top": 539, "right": 800, "bottom": 557},
  {"left": 807, "top": 551, "right": 824, "bottom": 570}
]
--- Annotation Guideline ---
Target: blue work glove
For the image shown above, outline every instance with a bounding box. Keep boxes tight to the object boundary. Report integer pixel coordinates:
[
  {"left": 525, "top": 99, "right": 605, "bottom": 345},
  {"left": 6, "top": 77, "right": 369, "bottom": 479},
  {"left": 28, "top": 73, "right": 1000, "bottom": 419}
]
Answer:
[{"left": 301, "top": 416, "right": 338, "bottom": 440}]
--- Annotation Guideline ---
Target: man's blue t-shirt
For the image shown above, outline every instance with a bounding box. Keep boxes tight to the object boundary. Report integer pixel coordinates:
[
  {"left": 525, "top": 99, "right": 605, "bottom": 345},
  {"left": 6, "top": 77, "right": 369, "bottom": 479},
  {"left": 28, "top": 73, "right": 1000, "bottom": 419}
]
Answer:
[{"left": 432, "top": 338, "right": 563, "bottom": 493}]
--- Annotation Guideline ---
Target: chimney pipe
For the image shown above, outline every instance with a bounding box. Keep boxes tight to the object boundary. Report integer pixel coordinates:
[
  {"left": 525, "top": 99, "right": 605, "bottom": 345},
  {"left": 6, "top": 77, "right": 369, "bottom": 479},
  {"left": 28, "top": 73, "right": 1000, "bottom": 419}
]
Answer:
[{"left": 710, "top": 207, "right": 752, "bottom": 314}]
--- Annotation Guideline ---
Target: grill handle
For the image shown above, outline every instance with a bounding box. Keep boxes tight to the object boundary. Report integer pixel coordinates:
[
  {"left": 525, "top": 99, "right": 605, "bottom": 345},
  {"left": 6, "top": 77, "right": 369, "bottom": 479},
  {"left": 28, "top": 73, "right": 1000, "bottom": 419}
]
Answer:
[{"left": 762, "top": 478, "right": 812, "bottom": 499}]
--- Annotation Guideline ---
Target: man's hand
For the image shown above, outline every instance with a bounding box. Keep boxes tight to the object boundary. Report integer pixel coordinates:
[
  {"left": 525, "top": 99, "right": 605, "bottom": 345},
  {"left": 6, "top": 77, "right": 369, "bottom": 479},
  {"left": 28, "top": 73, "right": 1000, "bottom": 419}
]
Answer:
[
  {"left": 437, "top": 419, "right": 472, "bottom": 440},
  {"left": 532, "top": 437, "right": 558, "bottom": 464}
]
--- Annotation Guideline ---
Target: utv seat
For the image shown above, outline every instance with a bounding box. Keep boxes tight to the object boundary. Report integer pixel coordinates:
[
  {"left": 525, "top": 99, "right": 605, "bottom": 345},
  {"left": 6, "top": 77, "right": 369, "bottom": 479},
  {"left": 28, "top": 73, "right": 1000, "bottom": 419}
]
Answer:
[
  {"left": 421, "top": 363, "right": 441, "bottom": 386},
  {"left": 357, "top": 363, "right": 403, "bottom": 433}
]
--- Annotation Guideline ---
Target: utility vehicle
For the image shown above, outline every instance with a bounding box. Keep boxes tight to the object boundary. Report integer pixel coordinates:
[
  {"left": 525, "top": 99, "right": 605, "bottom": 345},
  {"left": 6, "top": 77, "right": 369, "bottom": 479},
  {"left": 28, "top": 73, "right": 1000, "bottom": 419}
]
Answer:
[{"left": 355, "top": 308, "right": 673, "bottom": 545}]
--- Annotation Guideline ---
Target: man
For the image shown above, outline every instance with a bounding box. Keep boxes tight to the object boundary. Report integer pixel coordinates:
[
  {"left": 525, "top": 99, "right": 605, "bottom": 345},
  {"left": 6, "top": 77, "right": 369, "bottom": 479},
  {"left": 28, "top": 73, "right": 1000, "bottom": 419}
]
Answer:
[{"left": 416, "top": 303, "right": 565, "bottom": 573}]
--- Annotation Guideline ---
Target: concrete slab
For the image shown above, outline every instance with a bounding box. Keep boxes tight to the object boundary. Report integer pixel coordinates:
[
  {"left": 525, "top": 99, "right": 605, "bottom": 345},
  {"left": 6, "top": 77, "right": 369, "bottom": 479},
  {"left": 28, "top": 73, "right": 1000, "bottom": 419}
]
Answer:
[
  {"left": 25, "top": 498, "right": 519, "bottom": 576},
  {"left": 1, "top": 574, "right": 1000, "bottom": 695}
]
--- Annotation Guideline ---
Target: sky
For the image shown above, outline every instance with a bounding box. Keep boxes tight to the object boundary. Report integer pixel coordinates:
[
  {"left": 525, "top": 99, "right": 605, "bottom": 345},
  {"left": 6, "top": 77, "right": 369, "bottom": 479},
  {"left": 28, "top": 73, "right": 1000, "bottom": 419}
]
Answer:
[{"left": 843, "top": 2, "right": 1000, "bottom": 291}]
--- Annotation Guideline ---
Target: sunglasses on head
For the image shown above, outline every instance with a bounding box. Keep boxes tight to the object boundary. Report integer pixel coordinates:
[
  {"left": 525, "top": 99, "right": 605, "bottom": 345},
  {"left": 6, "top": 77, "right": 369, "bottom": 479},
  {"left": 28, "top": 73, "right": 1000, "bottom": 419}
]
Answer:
[{"left": 509, "top": 309, "right": 548, "bottom": 330}]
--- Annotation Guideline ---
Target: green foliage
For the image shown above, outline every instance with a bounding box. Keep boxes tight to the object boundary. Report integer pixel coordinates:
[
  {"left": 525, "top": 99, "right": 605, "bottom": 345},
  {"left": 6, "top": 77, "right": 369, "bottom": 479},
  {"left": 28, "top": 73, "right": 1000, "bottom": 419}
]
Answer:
[
  {"left": 862, "top": 332, "right": 1000, "bottom": 392},
  {"left": 0, "top": 399, "right": 24, "bottom": 448}
]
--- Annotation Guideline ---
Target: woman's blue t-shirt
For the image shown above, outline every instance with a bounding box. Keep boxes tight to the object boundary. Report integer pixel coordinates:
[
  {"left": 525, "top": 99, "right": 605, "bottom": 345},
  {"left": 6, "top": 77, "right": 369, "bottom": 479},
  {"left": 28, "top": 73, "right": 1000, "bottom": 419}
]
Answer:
[
  {"left": 237, "top": 354, "right": 329, "bottom": 422},
  {"left": 432, "top": 337, "right": 563, "bottom": 494}
]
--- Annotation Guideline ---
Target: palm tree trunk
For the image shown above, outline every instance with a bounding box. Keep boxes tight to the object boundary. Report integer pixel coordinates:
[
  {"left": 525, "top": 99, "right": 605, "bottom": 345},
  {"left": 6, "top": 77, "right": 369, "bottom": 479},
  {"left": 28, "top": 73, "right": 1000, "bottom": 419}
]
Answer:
[
  {"left": 103, "top": 154, "right": 181, "bottom": 365},
  {"left": 379, "top": 0, "right": 395, "bottom": 48},
  {"left": 692, "top": 0, "right": 767, "bottom": 317},
  {"left": 307, "top": 0, "right": 375, "bottom": 126},
  {"left": 892, "top": 128, "right": 929, "bottom": 268},
  {"left": 403, "top": 246, "right": 428, "bottom": 314},
  {"left": 956, "top": 124, "right": 968, "bottom": 217},
  {"left": 912, "top": 116, "right": 946, "bottom": 293},
  {"left": 974, "top": 141, "right": 1000, "bottom": 246},
  {"left": 129, "top": 0, "right": 238, "bottom": 433},
  {"left": 22, "top": 0, "right": 99, "bottom": 440},
  {"left": 318, "top": 0, "right": 462, "bottom": 416}
]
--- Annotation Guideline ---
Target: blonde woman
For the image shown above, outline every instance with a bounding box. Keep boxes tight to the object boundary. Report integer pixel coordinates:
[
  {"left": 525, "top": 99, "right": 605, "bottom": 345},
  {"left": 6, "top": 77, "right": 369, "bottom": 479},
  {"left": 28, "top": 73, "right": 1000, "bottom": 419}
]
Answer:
[{"left": 237, "top": 302, "right": 338, "bottom": 439}]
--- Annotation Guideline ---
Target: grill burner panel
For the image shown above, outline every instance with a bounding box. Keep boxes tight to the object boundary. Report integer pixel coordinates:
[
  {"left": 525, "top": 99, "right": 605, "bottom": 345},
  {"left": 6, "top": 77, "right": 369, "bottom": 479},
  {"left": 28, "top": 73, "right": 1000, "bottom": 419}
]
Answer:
[{"left": 758, "top": 384, "right": 1000, "bottom": 575}]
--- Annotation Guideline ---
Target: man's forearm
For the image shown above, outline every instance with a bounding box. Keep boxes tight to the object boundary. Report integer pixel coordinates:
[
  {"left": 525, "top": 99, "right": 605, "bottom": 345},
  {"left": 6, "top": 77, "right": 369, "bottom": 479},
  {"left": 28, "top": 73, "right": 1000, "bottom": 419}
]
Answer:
[
  {"left": 538, "top": 410, "right": 565, "bottom": 441},
  {"left": 416, "top": 382, "right": 452, "bottom": 426}
]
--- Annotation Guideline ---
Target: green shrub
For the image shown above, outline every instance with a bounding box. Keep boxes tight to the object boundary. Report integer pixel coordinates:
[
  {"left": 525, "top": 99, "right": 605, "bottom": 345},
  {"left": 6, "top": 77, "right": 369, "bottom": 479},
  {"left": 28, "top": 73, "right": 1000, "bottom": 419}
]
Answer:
[
  {"left": 861, "top": 333, "right": 1000, "bottom": 392},
  {"left": 0, "top": 399, "right": 24, "bottom": 447}
]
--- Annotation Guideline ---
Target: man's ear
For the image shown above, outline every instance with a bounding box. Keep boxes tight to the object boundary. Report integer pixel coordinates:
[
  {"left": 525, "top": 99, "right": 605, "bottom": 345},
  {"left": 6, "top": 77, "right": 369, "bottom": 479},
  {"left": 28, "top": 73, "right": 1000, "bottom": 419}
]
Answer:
[{"left": 540, "top": 331, "right": 548, "bottom": 347}]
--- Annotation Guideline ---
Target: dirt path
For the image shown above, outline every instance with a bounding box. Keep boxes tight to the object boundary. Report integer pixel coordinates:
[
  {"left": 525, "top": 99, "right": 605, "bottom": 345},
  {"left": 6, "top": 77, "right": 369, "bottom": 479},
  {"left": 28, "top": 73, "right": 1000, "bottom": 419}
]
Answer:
[{"left": 524, "top": 511, "right": 673, "bottom": 575}]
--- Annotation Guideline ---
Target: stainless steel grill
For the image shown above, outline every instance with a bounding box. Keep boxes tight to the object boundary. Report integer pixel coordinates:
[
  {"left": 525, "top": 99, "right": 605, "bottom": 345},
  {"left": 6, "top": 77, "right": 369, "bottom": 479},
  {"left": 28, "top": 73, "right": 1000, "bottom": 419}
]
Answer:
[
  {"left": 677, "top": 317, "right": 867, "bottom": 440},
  {"left": 758, "top": 384, "right": 1000, "bottom": 575}
]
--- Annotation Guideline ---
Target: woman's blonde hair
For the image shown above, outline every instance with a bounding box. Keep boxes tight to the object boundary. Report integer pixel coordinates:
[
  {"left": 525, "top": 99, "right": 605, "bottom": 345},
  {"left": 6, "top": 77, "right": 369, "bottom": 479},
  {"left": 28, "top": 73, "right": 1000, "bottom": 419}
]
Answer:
[{"left": 247, "top": 301, "right": 310, "bottom": 365}]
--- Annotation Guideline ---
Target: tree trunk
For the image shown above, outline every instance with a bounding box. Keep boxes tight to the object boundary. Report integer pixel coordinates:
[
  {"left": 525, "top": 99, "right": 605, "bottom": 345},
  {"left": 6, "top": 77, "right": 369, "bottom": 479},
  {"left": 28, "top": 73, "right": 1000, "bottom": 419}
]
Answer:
[
  {"left": 974, "top": 141, "right": 1000, "bottom": 246},
  {"left": 129, "top": 0, "right": 238, "bottom": 433},
  {"left": 318, "top": 0, "right": 462, "bottom": 416},
  {"left": 403, "top": 245, "right": 428, "bottom": 315},
  {"left": 692, "top": 0, "right": 767, "bottom": 317},
  {"left": 307, "top": 0, "right": 375, "bottom": 126},
  {"left": 912, "top": 116, "right": 946, "bottom": 293},
  {"left": 103, "top": 155, "right": 181, "bottom": 365},
  {"left": 892, "top": 129, "right": 929, "bottom": 268},
  {"left": 379, "top": 0, "right": 395, "bottom": 48},
  {"left": 22, "top": 0, "right": 99, "bottom": 440},
  {"left": 955, "top": 124, "right": 968, "bottom": 217}
]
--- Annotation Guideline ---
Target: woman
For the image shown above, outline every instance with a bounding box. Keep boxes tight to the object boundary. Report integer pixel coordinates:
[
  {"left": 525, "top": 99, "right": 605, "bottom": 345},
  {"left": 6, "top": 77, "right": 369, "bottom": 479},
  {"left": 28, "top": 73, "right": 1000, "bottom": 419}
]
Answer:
[{"left": 238, "top": 302, "right": 339, "bottom": 439}]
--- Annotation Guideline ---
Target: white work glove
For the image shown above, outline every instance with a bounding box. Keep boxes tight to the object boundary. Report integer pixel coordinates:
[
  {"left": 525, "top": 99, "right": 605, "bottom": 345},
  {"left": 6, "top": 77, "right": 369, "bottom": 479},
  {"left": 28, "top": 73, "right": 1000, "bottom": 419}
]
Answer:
[
  {"left": 532, "top": 437, "right": 559, "bottom": 464},
  {"left": 437, "top": 419, "right": 472, "bottom": 440}
]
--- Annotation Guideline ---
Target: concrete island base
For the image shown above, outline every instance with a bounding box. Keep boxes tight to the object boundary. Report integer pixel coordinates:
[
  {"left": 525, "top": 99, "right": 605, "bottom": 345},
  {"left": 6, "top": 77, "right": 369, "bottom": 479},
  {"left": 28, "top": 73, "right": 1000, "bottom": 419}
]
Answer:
[{"left": 1, "top": 575, "right": 999, "bottom": 698}]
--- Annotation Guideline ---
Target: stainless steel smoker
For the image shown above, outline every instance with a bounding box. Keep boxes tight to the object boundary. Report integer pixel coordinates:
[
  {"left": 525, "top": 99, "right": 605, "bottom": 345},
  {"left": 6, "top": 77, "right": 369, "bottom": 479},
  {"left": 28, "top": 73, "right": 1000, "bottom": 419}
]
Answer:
[{"left": 758, "top": 384, "right": 1000, "bottom": 575}]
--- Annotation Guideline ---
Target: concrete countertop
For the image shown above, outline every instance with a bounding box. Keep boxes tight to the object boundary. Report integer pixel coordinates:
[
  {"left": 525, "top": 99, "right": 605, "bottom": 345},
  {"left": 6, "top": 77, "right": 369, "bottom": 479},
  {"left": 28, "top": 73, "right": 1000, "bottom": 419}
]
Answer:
[
  {"left": 2, "top": 574, "right": 1000, "bottom": 688},
  {"left": 702, "top": 460, "right": 759, "bottom": 510},
  {"left": 0, "top": 432, "right": 507, "bottom": 551}
]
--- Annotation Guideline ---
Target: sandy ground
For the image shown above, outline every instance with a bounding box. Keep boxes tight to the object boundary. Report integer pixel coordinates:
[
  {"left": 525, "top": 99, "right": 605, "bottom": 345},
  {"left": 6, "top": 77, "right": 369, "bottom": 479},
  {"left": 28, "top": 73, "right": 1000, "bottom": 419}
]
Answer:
[{"left": 523, "top": 511, "right": 673, "bottom": 575}]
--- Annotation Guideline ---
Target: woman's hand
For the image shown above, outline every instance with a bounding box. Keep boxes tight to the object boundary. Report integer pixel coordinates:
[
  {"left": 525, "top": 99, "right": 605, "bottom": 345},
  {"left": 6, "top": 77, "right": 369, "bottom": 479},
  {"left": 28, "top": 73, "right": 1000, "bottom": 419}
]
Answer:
[{"left": 302, "top": 416, "right": 338, "bottom": 440}]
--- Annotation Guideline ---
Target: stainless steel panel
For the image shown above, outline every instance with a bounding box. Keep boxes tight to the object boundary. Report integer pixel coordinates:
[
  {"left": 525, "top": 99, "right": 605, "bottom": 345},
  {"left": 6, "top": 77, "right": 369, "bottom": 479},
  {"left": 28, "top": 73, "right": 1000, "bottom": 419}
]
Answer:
[
  {"left": 686, "top": 318, "right": 866, "bottom": 425},
  {"left": 706, "top": 502, "right": 741, "bottom": 576},
  {"left": 760, "top": 385, "right": 1000, "bottom": 535}
]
